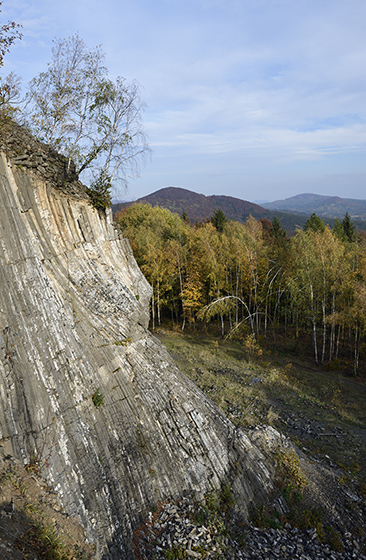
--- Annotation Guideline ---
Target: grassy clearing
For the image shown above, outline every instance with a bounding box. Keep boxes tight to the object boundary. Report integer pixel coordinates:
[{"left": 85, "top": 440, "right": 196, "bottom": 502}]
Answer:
[{"left": 157, "top": 329, "right": 366, "bottom": 492}]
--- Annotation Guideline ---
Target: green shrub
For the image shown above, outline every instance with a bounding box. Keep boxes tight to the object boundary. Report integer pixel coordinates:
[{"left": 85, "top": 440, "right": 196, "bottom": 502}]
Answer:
[
  {"left": 275, "top": 448, "right": 307, "bottom": 493},
  {"left": 86, "top": 170, "right": 112, "bottom": 210},
  {"left": 163, "top": 547, "right": 187, "bottom": 559},
  {"left": 91, "top": 388, "right": 104, "bottom": 408}
]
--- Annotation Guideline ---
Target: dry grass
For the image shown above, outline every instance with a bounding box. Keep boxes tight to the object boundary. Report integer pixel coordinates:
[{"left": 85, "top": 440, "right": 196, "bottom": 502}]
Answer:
[{"left": 157, "top": 329, "right": 366, "bottom": 490}]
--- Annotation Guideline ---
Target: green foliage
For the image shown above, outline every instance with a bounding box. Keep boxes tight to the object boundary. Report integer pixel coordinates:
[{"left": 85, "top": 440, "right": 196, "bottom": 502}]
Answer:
[
  {"left": 332, "top": 217, "right": 346, "bottom": 242},
  {"left": 190, "top": 482, "right": 234, "bottom": 543},
  {"left": 219, "top": 481, "right": 236, "bottom": 513},
  {"left": 24, "top": 34, "right": 149, "bottom": 189},
  {"left": 211, "top": 208, "right": 228, "bottom": 232},
  {"left": 163, "top": 547, "right": 187, "bottom": 559},
  {"left": 271, "top": 216, "right": 287, "bottom": 240},
  {"left": 86, "top": 170, "right": 112, "bottom": 210},
  {"left": 252, "top": 504, "right": 281, "bottom": 529},
  {"left": 333, "top": 213, "right": 357, "bottom": 243},
  {"left": 181, "top": 210, "right": 190, "bottom": 223},
  {"left": 342, "top": 212, "right": 356, "bottom": 243},
  {"left": 304, "top": 212, "right": 326, "bottom": 233},
  {"left": 91, "top": 388, "right": 104, "bottom": 408},
  {"left": 116, "top": 203, "right": 192, "bottom": 329}
]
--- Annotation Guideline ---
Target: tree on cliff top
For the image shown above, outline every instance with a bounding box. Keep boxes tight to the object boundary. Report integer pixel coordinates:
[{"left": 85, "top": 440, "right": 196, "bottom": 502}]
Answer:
[
  {"left": 0, "top": 2, "right": 22, "bottom": 117},
  {"left": 24, "top": 34, "right": 149, "bottom": 204}
]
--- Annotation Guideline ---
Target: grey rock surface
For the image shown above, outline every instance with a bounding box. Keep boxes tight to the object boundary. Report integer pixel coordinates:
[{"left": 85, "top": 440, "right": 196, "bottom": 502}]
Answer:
[{"left": 0, "top": 131, "right": 277, "bottom": 559}]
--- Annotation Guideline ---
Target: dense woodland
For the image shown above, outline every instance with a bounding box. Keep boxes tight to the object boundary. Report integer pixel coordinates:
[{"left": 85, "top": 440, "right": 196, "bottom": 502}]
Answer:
[{"left": 116, "top": 204, "right": 366, "bottom": 376}]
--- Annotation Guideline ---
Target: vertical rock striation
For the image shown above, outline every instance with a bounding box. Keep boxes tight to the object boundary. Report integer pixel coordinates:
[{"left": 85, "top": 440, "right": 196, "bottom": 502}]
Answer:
[{"left": 0, "top": 123, "right": 275, "bottom": 559}]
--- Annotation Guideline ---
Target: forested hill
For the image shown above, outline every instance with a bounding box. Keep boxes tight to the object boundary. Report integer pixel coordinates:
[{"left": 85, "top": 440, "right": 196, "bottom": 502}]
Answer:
[
  {"left": 112, "top": 186, "right": 312, "bottom": 233},
  {"left": 263, "top": 193, "right": 366, "bottom": 219}
]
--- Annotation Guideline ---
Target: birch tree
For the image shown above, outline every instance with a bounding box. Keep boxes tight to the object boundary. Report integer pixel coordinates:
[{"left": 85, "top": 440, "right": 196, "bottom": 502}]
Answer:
[
  {"left": 0, "top": 2, "right": 22, "bottom": 117},
  {"left": 24, "top": 34, "right": 149, "bottom": 203},
  {"left": 0, "top": 2, "right": 22, "bottom": 66}
]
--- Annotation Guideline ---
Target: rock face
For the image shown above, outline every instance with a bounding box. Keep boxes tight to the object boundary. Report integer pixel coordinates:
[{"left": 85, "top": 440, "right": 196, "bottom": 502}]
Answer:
[{"left": 0, "top": 123, "right": 275, "bottom": 559}]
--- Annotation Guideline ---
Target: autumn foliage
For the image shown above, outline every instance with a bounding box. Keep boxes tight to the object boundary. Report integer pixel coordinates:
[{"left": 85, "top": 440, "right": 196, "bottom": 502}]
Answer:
[{"left": 116, "top": 204, "right": 366, "bottom": 375}]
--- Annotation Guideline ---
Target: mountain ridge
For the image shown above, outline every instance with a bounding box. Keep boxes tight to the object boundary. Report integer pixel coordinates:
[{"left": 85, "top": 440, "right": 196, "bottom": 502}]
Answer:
[
  {"left": 113, "top": 186, "right": 311, "bottom": 234},
  {"left": 262, "top": 192, "right": 366, "bottom": 219},
  {"left": 113, "top": 187, "right": 366, "bottom": 233}
]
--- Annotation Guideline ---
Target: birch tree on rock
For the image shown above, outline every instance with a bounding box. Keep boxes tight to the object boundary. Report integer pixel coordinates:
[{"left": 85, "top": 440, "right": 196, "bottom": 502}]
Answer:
[{"left": 24, "top": 34, "right": 149, "bottom": 206}]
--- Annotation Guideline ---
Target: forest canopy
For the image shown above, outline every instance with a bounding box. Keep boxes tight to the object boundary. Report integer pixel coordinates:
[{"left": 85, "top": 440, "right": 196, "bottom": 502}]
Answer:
[{"left": 116, "top": 204, "right": 366, "bottom": 376}]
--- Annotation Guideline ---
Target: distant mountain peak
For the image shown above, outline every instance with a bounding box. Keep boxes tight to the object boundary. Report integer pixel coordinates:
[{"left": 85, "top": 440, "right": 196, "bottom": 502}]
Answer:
[
  {"left": 113, "top": 186, "right": 315, "bottom": 234},
  {"left": 113, "top": 187, "right": 366, "bottom": 233},
  {"left": 262, "top": 192, "right": 366, "bottom": 219}
]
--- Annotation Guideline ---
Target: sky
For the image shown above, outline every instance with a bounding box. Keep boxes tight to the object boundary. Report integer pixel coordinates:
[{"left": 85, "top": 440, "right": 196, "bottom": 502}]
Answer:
[{"left": 2, "top": 0, "right": 366, "bottom": 203}]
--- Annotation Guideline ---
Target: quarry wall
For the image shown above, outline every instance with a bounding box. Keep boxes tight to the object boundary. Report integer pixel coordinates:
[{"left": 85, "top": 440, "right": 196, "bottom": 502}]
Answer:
[{"left": 0, "top": 121, "right": 275, "bottom": 559}]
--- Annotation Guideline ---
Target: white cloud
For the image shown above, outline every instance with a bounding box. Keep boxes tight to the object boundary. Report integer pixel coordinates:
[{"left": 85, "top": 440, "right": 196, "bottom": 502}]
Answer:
[{"left": 3, "top": 0, "right": 366, "bottom": 200}]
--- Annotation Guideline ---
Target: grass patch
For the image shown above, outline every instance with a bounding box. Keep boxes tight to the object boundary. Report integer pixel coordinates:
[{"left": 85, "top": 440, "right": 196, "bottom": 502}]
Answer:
[
  {"left": 17, "top": 521, "right": 88, "bottom": 559},
  {"left": 115, "top": 337, "right": 133, "bottom": 346},
  {"left": 0, "top": 462, "right": 93, "bottom": 560}
]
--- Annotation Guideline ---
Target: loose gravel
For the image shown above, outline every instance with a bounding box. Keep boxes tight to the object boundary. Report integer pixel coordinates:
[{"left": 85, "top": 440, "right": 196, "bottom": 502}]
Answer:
[{"left": 134, "top": 498, "right": 365, "bottom": 560}]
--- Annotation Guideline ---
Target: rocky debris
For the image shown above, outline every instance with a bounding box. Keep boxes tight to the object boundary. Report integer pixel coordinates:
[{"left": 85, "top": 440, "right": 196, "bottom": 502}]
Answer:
[
  {"left": 249, "top": 376, "right": 263, "bottom": 386},
  {"left": 276, "top": 411, "right": 366, "bottom": 535},
  {"left": 279, "top": 411, "right": 346, "bottom": 441},
  {"left": 0, "top": 117, "right": 87, "bottom": 197},
  {"left": 134, "top": 498, "right": 365, "bottom": 560},
  {"left": 240, "top": 525, "right": 364, "bottom": 560}
]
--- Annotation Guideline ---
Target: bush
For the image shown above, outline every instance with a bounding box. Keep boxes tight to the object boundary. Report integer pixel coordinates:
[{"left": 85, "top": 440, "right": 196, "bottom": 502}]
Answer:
[
  {"left": 242, "top": 334, "right": 263, "bottom": 361},
  {"left": 86, "top": 170, "right": 112, "bottom": 210},
  {"left": 275, "top": 448, "right": 307, "bottom": 502},
  {"left": 92, "top": 388, "right": 104, "bottom": 408}
]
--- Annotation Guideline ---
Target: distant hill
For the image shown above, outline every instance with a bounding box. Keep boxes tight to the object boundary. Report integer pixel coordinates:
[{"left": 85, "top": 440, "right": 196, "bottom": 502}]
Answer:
[
  {"left": 262, "top": 193, "right": 366, "bottom": 220},
  {"left": 113, "top": 187, "right": 313, "bottom": 234},
  {"left": 113, "top": 187, "right": 366, "bottom": 235}
]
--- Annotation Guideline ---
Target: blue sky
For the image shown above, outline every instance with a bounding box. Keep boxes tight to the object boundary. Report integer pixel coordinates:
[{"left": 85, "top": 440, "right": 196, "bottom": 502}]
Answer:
[{"left": 2, "top": 0, "right": 366, "bottom": 202}]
